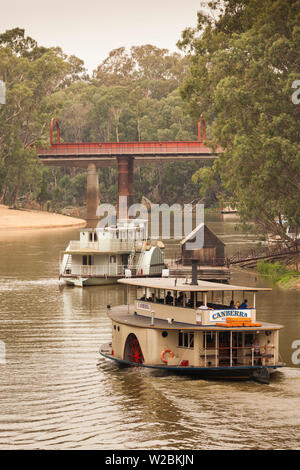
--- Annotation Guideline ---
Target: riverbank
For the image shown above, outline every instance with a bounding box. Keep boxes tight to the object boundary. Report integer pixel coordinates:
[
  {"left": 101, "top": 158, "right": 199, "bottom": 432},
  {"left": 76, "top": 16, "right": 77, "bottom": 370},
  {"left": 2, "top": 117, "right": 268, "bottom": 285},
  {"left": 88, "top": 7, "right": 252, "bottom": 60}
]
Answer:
[
  {"left": 257, "top": 260, "right": 300, "bottom": 289},
  {"left": 0, "top": 205, "right": 86, "bottom": 231}
]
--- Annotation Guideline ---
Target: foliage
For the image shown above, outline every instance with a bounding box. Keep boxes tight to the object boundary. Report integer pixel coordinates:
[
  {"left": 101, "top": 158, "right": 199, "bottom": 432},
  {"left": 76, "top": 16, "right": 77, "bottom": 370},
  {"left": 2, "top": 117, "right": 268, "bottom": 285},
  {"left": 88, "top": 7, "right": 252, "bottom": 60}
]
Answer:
[
  {"left": 0, "top": 31, "right": 207, "bottom": 209},
  {"left": 0, "top": 28, "right": 86, "bottom": 207},
  {"left": 257, "top": 260, "right": 300, "bottom": 287},
  {"left": 178, "top": 0, "right": 300, "bottom": 241}
]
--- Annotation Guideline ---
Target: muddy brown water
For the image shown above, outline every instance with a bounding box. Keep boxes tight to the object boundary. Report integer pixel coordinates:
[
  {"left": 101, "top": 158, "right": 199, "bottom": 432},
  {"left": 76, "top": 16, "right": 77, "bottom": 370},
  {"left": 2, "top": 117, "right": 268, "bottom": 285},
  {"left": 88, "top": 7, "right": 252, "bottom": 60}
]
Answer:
[{"left": 0, "top": 212, "right": 300, "bottom": 449}]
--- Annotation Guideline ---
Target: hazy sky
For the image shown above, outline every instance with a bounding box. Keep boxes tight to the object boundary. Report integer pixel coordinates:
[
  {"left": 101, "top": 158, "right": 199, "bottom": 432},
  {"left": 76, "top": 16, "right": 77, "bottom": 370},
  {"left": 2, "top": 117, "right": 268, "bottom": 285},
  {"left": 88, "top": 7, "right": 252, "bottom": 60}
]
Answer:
[{"left": 1, "top": 0, "right": 205, "bottom": 73}]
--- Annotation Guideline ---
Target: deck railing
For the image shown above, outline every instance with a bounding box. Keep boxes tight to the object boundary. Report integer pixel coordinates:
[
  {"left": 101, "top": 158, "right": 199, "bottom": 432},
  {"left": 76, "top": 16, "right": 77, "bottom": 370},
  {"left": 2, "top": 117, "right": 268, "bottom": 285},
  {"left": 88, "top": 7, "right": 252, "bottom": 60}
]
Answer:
[
  {"left": 68, "top": 239, "right": 145, "bottom": 252},
  {"left": 200, "top": 346, "right": 276, "bottom": 368},
  {"left": 62, "top": 264, "right": 139, "bottom": 277}
]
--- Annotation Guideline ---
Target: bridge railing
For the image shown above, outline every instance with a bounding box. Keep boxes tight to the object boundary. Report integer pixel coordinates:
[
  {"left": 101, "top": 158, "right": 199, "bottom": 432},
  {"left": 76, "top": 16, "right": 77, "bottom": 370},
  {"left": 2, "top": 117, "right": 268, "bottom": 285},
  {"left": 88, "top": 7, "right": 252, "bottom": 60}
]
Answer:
[{"left": 38, "top": 141, "right": 221, "bottom": 156}]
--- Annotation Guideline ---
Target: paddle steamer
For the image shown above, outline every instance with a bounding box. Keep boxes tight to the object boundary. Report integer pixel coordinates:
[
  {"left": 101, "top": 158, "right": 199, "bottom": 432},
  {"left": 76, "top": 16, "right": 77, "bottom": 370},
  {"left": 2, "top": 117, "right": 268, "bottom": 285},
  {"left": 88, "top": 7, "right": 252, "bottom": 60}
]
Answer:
[
  {"left": 100, "top": 277, "right": 285, "bottom": 382},
  {"left": 59, "top": 219, "right": 165, "bottom": 287}
]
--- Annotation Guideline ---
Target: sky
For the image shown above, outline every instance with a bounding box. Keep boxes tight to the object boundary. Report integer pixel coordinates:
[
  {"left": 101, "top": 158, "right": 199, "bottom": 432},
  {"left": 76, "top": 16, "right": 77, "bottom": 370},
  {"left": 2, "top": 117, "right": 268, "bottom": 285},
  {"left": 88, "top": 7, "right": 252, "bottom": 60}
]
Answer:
[{"left": 0, "top": 0, "right": 205, "bottom": 73}]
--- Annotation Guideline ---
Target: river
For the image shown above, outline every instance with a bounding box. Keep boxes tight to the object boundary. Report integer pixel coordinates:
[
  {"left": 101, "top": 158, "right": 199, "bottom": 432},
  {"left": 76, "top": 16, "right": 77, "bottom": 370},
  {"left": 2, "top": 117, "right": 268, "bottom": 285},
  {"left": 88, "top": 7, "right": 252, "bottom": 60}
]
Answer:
[{"left": 0, "top": 212, "right": 300, "bottom": 450}]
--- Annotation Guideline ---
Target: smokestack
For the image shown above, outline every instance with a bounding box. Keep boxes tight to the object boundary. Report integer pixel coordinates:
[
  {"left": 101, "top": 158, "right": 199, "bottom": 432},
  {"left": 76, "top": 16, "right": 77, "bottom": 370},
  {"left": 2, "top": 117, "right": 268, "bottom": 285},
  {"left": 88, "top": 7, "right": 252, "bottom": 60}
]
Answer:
[{"left": 191, "top": 259, "right": 198, "bottom": 285}]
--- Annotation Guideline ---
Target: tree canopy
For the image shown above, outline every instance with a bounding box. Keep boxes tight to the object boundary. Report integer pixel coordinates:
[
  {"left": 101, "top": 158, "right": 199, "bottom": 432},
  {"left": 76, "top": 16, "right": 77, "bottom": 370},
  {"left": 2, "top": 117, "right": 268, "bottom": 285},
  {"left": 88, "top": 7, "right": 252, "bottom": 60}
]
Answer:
[
  {"left": 1, "top": 4, "right": 299, "bottom": 244},
  {"left": 0, "top": 32, "right": 203, "bottom": 209},
  {"left": 178, "top": 0, "right": 300, "bottom": 241}
]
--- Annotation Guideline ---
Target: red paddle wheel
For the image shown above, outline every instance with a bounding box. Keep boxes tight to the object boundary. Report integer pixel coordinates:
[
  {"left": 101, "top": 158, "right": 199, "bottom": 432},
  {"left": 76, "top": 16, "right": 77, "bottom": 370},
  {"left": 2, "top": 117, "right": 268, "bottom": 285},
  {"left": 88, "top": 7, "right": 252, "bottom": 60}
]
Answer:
[{"left": 127, "top": 335, "right": 144, "bottom": 364}]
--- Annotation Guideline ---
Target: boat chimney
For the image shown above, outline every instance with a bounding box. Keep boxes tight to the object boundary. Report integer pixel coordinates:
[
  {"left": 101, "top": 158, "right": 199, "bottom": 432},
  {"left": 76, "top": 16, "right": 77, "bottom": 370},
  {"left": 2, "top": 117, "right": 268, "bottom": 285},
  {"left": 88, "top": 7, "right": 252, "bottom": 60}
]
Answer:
[{"left": 191, "top": 259, "right": 198, "bottom": 285}]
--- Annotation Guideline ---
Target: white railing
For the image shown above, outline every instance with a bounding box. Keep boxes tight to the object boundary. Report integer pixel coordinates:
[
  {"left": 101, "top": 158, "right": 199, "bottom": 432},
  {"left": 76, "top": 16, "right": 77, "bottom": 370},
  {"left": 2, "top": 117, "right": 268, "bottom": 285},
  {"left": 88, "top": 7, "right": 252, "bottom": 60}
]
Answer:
[
  {"left": 68, "top": 241, "right": 80, "bottom": 250},
  {"left": 200, "top": 346, "right": 276, "bottom": 368},
  {"left": 68, "top": 239, "right": 146, "bottom": 252},
  {"left": 62, "top": 264, "right": 139, "bottom": 277}
]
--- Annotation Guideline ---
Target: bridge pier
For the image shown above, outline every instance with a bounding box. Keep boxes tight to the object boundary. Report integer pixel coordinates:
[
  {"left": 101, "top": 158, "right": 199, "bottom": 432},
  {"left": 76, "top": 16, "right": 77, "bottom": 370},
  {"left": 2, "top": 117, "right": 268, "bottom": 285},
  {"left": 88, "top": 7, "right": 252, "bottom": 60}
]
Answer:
[
  {"left": 86, "top": 163, "right": 99, "bottom": 228},
  {"left": 117, "top": 156, "right": 134, "bottom": 220},
  {"left": 128, "top": 157, "right": 134, "bottom": 208},
  {"left": 38, "top": 117, "right": 220, "bottom": 227}
]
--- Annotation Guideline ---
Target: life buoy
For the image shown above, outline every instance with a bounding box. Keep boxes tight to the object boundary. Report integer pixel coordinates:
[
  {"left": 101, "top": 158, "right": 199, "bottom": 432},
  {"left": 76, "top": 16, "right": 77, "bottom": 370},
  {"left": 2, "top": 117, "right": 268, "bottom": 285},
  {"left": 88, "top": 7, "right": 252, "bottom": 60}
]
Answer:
[{"left": 161, "top": 349, "right": 174, "bottom": 363}]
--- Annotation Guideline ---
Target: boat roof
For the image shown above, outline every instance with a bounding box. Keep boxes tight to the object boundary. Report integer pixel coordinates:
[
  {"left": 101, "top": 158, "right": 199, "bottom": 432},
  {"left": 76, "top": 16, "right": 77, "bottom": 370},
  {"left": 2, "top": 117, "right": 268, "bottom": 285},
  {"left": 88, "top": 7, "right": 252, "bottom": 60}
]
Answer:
[{"left": 118, "top": 277, "right": 271, "bottom": 292}]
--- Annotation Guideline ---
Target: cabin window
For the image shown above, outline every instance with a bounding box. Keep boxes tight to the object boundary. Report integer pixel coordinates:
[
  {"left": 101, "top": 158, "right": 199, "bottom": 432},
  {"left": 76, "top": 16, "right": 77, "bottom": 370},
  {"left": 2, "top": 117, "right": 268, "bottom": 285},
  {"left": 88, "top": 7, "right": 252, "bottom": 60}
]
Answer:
[
  {"left": 178, "top": 332, "right": 194, "bottom": 349},
  {"left": 83, "top": 255, "right": 93, "bottom": 266},
  {"left": 203, "top": 331, "right": 216, "bottom": 349},
  {"left": 110, "top": 255, "right": 116, "bottom": 264},
  {"left": 122, "top": 254, "right": 129, "bottom": 266}
]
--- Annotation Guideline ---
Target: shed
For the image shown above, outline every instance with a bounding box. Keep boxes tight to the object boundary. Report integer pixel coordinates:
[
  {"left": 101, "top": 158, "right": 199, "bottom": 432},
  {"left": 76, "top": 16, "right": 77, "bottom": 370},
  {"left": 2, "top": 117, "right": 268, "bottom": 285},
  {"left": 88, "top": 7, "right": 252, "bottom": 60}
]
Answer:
[{"left": 180, "top": 223, "right": 225, "bottom": 267}]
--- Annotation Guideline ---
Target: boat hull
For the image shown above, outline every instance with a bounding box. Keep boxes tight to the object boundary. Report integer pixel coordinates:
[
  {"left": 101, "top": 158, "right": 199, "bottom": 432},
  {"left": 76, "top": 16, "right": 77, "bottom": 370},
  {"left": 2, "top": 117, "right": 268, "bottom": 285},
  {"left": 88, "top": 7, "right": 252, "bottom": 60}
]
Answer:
[
  {"left": 62, "top": 273, "right": 163, "bottom": 287},
  {"left": 99, "top": 346, "right": 284, "bottom": 382},
  {"left": 63, "top": 277, "right": 119, "bottom": 287}
]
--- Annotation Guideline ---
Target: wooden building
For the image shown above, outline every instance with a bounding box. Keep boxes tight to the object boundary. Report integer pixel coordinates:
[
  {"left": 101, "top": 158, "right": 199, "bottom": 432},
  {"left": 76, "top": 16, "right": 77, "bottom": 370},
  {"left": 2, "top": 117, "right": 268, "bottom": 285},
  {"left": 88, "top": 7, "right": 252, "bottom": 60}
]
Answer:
[{"left": 180, "top": 223, "right": 225, "bottom": 267}]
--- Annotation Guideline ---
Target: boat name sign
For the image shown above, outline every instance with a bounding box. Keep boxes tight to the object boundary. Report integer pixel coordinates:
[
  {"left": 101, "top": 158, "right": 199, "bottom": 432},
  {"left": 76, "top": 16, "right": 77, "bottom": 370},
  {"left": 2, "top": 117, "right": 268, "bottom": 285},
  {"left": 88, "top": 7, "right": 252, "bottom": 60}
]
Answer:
[
  {"left": 137, "top": 301, "right": 151, "bottom": 311},
  {"left": 210, "top": 309, "right": 252, "bottom": 322}
]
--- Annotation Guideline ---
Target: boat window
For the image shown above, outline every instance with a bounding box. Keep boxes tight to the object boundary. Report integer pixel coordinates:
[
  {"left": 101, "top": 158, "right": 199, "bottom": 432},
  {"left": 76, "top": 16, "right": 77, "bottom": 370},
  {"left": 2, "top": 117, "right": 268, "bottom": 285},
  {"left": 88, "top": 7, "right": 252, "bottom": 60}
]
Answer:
[
  {"left": 110, "top": 255, "right": 116, "bottom": 264},
  {"left": 83, "top": 255, "right": 93, "bottom": 266},
  {"left": 178, "top": 332, "right": 194, "bottom": 349},
  {"left": 204, "top": 331, "right": 216, "bottom": 349}
]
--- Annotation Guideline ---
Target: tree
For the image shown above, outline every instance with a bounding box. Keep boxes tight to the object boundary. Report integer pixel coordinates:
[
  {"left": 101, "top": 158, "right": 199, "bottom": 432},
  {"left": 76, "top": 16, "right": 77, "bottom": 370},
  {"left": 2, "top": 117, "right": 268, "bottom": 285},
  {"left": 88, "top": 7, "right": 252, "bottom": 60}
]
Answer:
[
  {"left": 0, "top": 28, "right": 86, "bottom": 206},
  {"left": 178, "top": 0, "right": 300, "bottom": 242}
]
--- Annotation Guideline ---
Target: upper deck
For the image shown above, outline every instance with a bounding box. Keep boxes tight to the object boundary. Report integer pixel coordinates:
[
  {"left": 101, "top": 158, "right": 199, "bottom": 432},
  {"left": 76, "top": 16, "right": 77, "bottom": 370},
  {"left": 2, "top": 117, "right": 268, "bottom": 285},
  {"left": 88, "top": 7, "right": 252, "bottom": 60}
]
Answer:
[
  {"left": 62, "top": 219, "right": 152, "bottom": 254},
  {"left": 107, "top": 305, "right": 283, "bottom": 332},
  {"left": 116, "top": 277, "right": 280, "bottom": 329}
]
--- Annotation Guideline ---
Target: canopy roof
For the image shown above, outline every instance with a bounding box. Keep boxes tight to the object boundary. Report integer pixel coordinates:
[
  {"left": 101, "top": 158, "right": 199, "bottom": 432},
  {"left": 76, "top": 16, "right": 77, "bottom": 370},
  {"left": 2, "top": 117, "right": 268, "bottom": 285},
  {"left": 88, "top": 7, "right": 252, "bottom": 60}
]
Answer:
[{"left": 118, "top": 277, "right": 271, "bottom": 292}]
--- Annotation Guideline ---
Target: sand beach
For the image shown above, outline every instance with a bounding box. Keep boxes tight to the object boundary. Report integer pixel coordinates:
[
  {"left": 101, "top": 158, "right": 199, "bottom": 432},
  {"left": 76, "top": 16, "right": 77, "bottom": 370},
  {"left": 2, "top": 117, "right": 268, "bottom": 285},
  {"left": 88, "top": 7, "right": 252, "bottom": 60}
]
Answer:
[{"left": 0, "top": 205, "right": 86, "bottom": 231}]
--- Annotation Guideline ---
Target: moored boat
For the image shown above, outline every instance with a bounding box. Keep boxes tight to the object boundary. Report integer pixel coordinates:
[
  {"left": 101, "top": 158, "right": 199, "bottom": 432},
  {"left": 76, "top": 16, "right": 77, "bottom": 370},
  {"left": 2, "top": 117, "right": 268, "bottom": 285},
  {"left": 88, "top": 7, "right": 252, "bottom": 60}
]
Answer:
[
  {"left": 221, "top": 205, "right": 237, "bottom": 214},
  {"left": 59, "top": 219, "right": 165, "bottom": 287},
  {"left": 99, "top": 277, "right": 285, "bottom": 383}
]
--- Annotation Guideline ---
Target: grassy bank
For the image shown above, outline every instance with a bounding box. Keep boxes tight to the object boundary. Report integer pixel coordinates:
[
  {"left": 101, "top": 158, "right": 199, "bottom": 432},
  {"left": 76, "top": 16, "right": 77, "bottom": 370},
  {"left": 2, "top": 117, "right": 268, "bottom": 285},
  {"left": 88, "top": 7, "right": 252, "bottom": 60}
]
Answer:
[{"left": 257, "top": 260, "right": 300, "bottom": 288}]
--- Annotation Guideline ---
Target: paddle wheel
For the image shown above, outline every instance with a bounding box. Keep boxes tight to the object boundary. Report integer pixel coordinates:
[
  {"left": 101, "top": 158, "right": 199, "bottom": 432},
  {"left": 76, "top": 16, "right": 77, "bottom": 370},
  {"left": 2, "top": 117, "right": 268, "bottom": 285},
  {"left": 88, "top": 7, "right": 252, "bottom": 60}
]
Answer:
[{"left": 125, "top": 334, "right": 144, "bottom": 364}]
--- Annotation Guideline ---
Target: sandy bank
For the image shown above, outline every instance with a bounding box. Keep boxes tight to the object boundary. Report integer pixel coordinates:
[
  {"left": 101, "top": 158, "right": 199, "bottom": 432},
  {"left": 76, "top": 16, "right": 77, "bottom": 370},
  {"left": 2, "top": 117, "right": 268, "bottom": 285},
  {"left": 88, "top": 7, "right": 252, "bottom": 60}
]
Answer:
[{"left": 0, "top": 205, "right": 86, "bottom": 231}]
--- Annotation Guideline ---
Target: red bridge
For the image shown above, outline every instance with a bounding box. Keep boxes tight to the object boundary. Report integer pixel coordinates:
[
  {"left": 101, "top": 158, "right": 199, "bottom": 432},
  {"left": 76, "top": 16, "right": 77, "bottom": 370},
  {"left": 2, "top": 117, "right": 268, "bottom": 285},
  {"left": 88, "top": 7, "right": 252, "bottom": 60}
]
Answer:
[{"left": 37, "top": 118, "right": 222, "bottom": 226}]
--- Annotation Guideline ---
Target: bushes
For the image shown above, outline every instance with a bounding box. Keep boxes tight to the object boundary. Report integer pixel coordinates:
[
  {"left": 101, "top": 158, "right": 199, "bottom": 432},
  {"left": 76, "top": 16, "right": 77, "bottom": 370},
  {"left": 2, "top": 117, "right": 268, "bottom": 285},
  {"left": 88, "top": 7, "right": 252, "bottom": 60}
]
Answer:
[{"left": 257, "top": 260, "right": 300, "bottom": 286}]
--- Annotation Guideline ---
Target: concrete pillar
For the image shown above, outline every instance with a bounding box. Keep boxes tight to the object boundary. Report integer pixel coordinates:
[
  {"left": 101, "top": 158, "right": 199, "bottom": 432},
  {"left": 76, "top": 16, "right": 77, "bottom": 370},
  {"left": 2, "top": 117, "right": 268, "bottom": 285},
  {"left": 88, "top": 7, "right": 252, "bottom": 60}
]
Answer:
[
  {"left": 117, "top": 156, "right": 129, "bottom": 220},
  {"left": 86, "top": 163, "right": 99, "bottom": 228},
  {"left": 128, "top": 157, "right": 134, "bottom": 208}
]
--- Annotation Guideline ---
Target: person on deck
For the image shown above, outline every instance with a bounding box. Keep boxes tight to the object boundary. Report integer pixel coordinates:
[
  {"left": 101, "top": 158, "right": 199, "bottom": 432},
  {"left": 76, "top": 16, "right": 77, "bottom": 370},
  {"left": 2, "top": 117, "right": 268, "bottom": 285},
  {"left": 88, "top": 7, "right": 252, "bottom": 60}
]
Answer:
[
  {"left": 166, "top": 291, "right": 173, "bottom": 304},
  {"left": 176, "top": 292, "right": 184, "bottom": 306},
  {"left": 239, "top": 299, "right": 248, "bottom": 309},
  {"left": 253, "top": 339, "right": 261, "bottom": 365},
  {"left": 264, "top": 340, "right": 274, "bottom": 362}
]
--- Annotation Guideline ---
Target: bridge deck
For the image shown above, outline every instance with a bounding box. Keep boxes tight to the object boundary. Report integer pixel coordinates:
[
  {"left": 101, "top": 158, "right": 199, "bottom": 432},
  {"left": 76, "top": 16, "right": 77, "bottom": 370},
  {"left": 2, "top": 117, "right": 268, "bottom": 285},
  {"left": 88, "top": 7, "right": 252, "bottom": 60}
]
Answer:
[{"left": 37, "top": 141, "right": 221, "bottom": 167}]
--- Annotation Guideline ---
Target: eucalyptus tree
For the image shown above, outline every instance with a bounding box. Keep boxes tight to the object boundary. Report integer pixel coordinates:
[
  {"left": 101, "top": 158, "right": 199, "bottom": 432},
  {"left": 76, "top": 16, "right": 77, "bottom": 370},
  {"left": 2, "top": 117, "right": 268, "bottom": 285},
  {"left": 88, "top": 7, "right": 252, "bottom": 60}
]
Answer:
[
  {"left": 0, "top": 28, "right": 86, "bottom": 206},
  {"left": 178, "top": 0, "right": 300, "bottom": 241}
]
